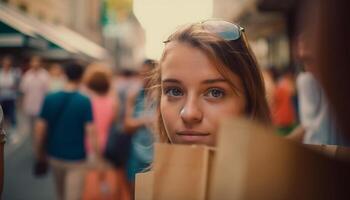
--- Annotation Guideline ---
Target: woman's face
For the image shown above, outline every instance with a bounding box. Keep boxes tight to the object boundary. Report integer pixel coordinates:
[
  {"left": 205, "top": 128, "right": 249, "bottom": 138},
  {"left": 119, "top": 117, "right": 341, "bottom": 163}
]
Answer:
[{"left": 160, "top": 42, "right": 246, "bottom": 146}]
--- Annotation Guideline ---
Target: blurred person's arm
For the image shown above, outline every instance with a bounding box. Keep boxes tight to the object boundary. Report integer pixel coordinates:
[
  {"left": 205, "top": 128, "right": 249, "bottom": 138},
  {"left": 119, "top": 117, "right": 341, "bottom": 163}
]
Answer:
[
  {"left": 110, "top": 85, "right": 120, "bottom": 122},
  {"left": 113, "top": 94, "right": 119, "bottom": 122},
  {"left": 34, "top": 119, "right": 47, "bottom": 161},
  {"left": 84, "top": 96, "right": 99, "bottom": 160},
  {"left": 124, "top": 87, "right": 148, "bottom": 134},
  {"left": 85, "top": 123, "right": 100, "bottom": 158},
  {"left": 297, "top": 72, "right": 322, "bottom": 129},
  {"left": 287, "top": 74, "right": 325, "bottom": 143},
  {"left": 34, "top": 95, "right": 50, "bottom": 161}
]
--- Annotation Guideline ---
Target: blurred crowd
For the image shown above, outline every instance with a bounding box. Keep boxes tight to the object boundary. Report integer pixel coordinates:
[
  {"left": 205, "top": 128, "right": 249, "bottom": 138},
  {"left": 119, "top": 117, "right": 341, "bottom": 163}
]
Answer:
[
  {"left": 0, "top": 39, "right": 344, "bottom": 199},
  {"left": 0, "top": 54, "right": 156, "bottom": 199},
  {"left": 1, "top": 0, "right": 350, "bottom": 199},
  {"left": 0, "top": 22, "right": 347, "bottom": 199}
]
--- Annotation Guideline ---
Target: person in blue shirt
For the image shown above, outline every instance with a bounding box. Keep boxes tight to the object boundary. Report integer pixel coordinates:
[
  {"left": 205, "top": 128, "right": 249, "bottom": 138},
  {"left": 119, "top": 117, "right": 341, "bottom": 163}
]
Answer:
[{"left": 35, "top": 62, "right": 97, "bottom": 200}]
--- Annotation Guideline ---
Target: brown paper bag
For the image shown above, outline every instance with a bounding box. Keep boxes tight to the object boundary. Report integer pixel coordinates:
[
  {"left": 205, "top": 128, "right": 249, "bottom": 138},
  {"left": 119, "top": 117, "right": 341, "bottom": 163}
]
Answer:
[
  {"left": 135, "top": 171, "right": 154, "bottom": 200},
  {"left": 135, "top": 143, "right": 214, "bottom": 200},
  {"left": 210, "top": 118, "right": 350, "bottom": 200},
  {"left": 136, "top": 118, "right": 350, "bottom": 199}
]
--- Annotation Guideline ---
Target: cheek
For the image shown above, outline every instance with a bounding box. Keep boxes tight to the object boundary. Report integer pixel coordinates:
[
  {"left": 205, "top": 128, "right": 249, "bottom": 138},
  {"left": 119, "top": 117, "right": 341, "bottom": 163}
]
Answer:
[
  {"left": 226, "top": 100, "right": 246, "bottom": 116},
  {"left": 205, "top": 99, "right": 246, "bottom": 128},
  {"left": 160, "top": 98, "right": 176, "bottom": 134}
]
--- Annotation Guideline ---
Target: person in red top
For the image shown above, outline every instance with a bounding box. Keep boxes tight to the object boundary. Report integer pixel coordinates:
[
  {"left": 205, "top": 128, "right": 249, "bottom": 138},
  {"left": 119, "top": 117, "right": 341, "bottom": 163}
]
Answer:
[{"left": 272, "top": 68, "right": 297, "bottom": 135}]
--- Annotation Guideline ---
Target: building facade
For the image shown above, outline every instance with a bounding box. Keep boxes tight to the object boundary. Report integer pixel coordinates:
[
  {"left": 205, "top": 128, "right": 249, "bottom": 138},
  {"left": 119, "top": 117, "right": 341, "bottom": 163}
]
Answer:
[{"left": 3, "top": 0, "right": 102, "bottom": 42}]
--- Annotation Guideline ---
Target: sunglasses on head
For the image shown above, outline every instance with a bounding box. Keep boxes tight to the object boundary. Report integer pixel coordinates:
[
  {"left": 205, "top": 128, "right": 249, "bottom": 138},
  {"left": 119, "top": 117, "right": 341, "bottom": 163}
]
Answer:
[
  {"left": 163, "top": 19, "right": 245, "bottom": 43},
  {"left": 200, "top": 19, "right": 245, "bottom": 41}
]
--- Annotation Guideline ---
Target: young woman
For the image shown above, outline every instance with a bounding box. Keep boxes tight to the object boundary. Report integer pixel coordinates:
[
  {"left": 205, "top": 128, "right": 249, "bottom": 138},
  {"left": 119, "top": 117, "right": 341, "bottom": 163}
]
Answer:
[{"left": 147, "top": 19, "right": 271, "bottom": 146}]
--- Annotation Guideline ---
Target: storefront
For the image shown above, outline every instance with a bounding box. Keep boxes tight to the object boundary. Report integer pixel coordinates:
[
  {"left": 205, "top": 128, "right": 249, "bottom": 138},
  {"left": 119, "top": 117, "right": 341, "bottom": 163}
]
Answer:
[{"left": 0, "top": 3, "right": 109, "bottom": 62}]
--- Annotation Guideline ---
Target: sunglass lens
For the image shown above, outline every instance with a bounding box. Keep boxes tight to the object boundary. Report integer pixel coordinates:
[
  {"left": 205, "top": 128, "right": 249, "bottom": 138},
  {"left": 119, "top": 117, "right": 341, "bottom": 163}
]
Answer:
[{"left": 202, "top": 20, "right": 241, "bottom": 41}]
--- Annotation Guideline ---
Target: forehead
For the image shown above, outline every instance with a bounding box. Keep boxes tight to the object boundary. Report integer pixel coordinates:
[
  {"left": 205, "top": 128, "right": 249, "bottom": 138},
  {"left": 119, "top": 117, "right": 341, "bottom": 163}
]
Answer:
[{"left": 161, "top": 42, "right": 223, "bottom": 80}]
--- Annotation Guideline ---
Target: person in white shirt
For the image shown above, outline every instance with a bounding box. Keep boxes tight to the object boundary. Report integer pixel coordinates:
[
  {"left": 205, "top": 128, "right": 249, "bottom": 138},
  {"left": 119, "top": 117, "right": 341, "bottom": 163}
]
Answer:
[
  {"left": 0, "top": 56, "right": 20, "bottom": 130},
  {"left": 20, "top": 56, "right": 49, "bottom": 134}
]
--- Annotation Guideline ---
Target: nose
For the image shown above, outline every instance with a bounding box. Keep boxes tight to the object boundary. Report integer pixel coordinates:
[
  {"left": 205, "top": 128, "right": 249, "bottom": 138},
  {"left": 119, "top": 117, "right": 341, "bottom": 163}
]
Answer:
[{"left": 180, "top": 96, "right": 203, "bottom": 125}]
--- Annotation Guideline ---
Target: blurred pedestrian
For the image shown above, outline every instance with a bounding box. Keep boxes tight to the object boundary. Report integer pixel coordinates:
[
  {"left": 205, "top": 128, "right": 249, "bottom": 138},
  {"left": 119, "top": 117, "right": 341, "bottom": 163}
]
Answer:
[
  {"left": 104, "top": 69, "right": 139, "bottom": 200},
  {"left": 34, "top": 63, "right": 96, "bottom": 200},
  {"left": 0, "top": 55, "right": 21, "bottom": 134},
  {"left": 124, "top": 59, "right": 156, "bottom": 196},
  {"left": 285, "top": 33, "right": 346, "bottom": 145},
  {"left": 82, "top": 63, "right": 119, "bottom": 198},
  {"left": 271, "top": 67, "right": 297, "bottom": 136},
  {"left": 114, "top": 69, "right": 140, "bottom": 97},
  {"left": 83, "top": 63, "right": 117, "bottom": 162},
  {"left": 48, "top": 63, "right": 65, "bottom": 92},
  {"left": 20, "top": 56, "right": 49, "bottom": 135},
  {"left": 292, "top": 0, "right": 350, "bottom": 144}
]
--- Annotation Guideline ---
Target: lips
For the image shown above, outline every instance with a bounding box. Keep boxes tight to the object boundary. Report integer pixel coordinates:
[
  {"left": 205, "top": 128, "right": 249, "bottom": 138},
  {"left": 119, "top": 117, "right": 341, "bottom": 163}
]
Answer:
[
  {"left": 176, "top": 130, "right": 210, "bottom": 136},
  {"left": 176, "top": 130, "right": 210, "bottom": 143}
]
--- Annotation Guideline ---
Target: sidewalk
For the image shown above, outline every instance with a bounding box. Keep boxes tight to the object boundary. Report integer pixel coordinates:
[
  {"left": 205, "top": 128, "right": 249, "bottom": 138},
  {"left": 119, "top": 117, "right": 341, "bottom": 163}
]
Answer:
[
  {"left": 4, "top": 109, "right": 30, "bottom": 158},
  {"left": 3, "top": 109, "right": 124, "bottom": 200},
  {"left": 3, "top": 110, "right": 56, "bottom": 200}
]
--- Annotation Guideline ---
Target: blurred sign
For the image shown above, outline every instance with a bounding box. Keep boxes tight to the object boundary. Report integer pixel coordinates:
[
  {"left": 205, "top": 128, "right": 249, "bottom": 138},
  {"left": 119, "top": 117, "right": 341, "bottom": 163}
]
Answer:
[{"left": 101, "top": 0, "right": 133, "bottom": 26}]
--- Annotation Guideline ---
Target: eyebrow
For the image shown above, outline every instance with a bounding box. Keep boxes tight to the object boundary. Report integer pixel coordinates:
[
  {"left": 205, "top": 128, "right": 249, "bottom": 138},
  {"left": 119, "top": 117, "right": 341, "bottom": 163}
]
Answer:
[
  {"left": 162, "top": 78, "right": 227, "bottom": 84},
  {"left": 162, "top": 79, "right": 180, "bottom": 83},
  {"left": 202, "top": 78, "right": 227, "bottom": 84}
]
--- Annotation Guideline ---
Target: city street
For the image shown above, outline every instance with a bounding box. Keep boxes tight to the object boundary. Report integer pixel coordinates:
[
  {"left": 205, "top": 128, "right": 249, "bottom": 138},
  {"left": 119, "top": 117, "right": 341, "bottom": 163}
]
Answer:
[
  {"left": 1, "top": 0, "right": 349, "bottom": 199},
  {"left": 3, "top": 113, "right": 56, "bottom": 200}
]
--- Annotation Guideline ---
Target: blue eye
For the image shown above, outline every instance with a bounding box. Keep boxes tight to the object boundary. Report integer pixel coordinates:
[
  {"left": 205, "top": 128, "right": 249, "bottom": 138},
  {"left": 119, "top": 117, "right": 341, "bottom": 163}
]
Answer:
[
  {"left": 205, "top": 88, "right": 225, "bottom": 98},
  {"left": 164, "top": 87, "right": 183, "bottom": 97}
]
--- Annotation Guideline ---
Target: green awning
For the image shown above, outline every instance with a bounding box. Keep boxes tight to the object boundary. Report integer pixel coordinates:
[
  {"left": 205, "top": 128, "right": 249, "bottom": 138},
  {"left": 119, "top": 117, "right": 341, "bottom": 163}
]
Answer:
[
  {"left": 0, "top": 3, "right": 109, "bottom": 60},
  {"left": 0, "top": 22, "right": 48, "bottom": 49},
  {"left": 0, "top": 4, "right": 47, "bottom": 49}
]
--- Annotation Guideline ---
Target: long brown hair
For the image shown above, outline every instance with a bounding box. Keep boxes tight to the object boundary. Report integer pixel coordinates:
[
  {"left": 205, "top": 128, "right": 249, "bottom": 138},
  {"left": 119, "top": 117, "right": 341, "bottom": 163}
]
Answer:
[{"left": 147, "top": 22, "right": 271, "bottom": 142}]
